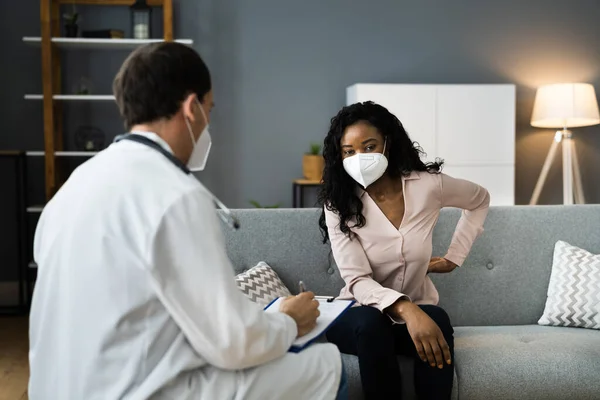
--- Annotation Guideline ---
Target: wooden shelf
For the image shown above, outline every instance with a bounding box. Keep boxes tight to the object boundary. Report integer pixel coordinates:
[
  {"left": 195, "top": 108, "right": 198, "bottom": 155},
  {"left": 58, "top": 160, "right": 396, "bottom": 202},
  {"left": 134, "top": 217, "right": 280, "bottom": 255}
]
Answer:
[
  {"left": 0, "top": 150, "right": 25, "bottom": 156},
  {"left": 57, "top": 0, "right": 165, "bottom": 5},
  {"left": 25, "top": 94, "right": 115, "bottom": 101},
  {"left": 23, "top": 37, "right": 193, "bottom": 50},
  {"left": 26, "top": 151, "right": 99, "bottom": 157},
  {"left": 26, "top": 205, "right": 45, "bottom": 213},
  {"left": 19, "top": 0, "right": 178, "bottom": 305}
]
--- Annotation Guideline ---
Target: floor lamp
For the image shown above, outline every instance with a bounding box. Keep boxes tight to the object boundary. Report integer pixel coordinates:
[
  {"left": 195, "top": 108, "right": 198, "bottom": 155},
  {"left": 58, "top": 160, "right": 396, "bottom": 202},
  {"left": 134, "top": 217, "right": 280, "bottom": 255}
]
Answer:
[{"left": 529, "top": 83, "right": 600, "bottom": 205}]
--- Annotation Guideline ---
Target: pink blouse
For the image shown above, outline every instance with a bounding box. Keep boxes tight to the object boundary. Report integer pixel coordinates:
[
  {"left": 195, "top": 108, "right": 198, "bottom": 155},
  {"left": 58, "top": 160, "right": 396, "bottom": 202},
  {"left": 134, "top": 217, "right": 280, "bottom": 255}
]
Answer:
[{"left": 324, "top": 171, "right": 490, "bottom": 314}]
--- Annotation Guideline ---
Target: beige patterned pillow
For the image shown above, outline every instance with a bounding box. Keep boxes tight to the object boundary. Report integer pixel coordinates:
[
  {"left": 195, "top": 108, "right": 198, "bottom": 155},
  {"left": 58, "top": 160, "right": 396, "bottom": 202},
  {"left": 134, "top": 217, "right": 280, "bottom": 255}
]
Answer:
[
  {"left": 235, "top": 262, "right": 292, "bottom": 306},
  {"left": 538, "top": 240, "right": 600, "bottom": 330}
]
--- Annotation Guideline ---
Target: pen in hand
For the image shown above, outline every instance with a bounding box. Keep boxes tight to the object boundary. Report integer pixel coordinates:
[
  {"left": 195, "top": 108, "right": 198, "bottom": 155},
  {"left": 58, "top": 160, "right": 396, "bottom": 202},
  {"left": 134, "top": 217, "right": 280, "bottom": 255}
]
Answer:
[
  {"left": 299, "top": 280, "right": 335, "bottom": 302},
  {"left": 298, "top": 280, "right": 306, "bottom": 293}
]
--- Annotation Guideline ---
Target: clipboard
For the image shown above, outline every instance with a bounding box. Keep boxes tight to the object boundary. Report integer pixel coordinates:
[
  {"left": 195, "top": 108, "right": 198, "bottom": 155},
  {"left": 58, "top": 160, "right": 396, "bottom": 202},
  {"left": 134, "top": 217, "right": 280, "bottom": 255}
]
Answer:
[{"left": 264, "top": 296, "right": 355, "bottom": 352}]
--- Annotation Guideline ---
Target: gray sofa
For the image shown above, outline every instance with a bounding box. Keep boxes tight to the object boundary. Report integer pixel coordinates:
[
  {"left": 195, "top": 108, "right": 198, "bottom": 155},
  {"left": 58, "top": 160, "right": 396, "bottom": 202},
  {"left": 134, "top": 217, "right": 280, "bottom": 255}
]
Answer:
[{"left": 220, "top": 205, "right": 600, "bottom": 400}]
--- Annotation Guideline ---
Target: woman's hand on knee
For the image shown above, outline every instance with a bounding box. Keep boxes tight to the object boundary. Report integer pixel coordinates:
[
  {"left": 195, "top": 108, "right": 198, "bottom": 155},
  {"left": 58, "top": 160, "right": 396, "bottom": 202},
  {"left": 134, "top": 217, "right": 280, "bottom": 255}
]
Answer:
[{"left": 395, "top": 301, "right": 452, "bottom": 369}]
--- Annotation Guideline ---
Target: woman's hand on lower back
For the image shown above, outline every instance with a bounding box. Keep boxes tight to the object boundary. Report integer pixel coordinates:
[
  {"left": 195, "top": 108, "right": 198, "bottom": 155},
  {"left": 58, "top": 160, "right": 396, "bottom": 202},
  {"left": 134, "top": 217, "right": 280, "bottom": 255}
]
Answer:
[{"left": 427, "top": 257, "right": 458, "bottom": 274}]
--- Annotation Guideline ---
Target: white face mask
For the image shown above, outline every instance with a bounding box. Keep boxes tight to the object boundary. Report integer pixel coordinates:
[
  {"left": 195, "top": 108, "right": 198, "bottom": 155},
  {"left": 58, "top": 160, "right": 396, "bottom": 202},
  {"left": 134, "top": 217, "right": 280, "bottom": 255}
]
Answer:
[
  {"left": 185, "top": 100, "right": 212, "bottom": 171},
  {"left": 342, "top": 140, "right": 388, "bottom": 188}
]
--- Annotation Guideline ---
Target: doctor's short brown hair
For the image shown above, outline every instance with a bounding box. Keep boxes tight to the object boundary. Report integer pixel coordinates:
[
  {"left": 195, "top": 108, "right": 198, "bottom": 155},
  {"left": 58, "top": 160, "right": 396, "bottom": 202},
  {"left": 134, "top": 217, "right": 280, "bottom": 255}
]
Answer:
[{"left": 113, "top": 42, "right": 211, "bottom": 130}]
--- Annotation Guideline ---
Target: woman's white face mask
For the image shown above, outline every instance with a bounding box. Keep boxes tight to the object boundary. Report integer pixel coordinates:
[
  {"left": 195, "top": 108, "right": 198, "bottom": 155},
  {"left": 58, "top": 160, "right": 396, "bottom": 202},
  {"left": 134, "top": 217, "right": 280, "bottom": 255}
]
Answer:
[
  {"left": 342, "top": 139, "right": 388, "bottom": 188},
  {"left": 184, "top": 100, "right": 212, "bottom": 171}
]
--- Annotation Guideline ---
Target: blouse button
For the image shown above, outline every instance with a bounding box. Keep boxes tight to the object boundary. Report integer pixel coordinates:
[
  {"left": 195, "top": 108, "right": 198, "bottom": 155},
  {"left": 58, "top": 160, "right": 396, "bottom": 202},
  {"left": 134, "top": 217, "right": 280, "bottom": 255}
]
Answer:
[
  {"left": 486, "top": 262, "right": 494, "bottom": 270},
  {"left": 327, "top": 268, "right": 334, "bottom": 275}
]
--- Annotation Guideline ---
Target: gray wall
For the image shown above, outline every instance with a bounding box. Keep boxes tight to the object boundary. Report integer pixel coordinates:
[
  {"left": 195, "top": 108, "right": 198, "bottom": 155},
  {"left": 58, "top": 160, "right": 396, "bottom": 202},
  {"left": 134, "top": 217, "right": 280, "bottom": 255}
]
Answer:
[{"left": 2, "top": 0, "right": 600, "bottom": 282}]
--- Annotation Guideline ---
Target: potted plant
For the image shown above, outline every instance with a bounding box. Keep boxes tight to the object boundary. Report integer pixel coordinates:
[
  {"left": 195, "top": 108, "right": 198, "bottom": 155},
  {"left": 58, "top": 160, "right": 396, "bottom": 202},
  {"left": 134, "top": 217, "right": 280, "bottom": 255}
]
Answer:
[
  {"left": 64, "top": 11, "right": 79, "bottom": 38},
  {"left": 74, "top": 77, "right": 93, "bottom": 95},
  {"left": 249, "top": 200, "right": 281, "bottom": 209},
  {"left": 302, "top": 142, "right": 324, "bottom": 181}
]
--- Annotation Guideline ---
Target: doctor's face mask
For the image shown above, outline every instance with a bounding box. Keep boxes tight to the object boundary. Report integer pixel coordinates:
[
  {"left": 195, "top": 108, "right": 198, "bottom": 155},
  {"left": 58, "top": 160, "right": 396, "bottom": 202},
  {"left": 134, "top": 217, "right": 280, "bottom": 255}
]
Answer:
[
  {"left": 340, "top": 122, "right": 388, "bottom": 188},
  {"left": 185, "top": 99, "right": 212, "bottom": 172}
]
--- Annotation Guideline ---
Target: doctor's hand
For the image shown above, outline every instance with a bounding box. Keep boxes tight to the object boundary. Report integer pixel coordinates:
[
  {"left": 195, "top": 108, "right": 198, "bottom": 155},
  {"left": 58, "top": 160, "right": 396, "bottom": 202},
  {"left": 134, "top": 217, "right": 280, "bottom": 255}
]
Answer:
[
  {"left": 279, "top": 292, "right": 320, "bottom": 337},
  {"left": 427, "top": 257, "right": 458, "bottom": 274}
]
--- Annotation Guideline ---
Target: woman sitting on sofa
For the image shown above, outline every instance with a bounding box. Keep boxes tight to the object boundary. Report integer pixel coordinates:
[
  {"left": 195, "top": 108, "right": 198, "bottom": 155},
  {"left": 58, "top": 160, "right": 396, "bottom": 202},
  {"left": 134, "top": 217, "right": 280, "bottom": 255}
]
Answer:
[{"left": 319, "top": 101, "right": 490, "bottom": 400}]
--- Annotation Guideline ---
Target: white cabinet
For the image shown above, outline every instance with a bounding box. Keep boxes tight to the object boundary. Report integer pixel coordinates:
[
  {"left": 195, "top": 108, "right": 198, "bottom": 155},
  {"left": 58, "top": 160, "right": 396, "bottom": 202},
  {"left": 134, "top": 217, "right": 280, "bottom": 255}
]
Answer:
[
  {"left": 346, "top": 84, "right": 437, "bottom": 157},
  {"left": 346, "top": 84, "right": 516, "bottom": 206}
]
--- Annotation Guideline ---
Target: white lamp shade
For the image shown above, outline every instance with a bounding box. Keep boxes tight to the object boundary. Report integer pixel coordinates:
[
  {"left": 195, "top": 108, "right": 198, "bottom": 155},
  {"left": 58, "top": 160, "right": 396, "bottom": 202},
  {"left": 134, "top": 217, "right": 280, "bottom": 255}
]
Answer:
[{"left": 531, "top": 83, "right": 600, "bottom": 128}]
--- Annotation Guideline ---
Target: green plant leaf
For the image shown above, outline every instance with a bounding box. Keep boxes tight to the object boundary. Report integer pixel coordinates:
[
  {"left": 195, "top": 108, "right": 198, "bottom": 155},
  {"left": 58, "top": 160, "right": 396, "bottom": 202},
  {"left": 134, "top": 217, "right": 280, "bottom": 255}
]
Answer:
[
  {"left": 249, "top": 200, "right": 262, "bottom": 208},
  {"left": 309, "top": 142, "right": 322, "bottom": 155},
  {"left": 63, "top": 12, "right": 79, "bottom": 24},
  {"left": 249, "top": 200, "right": 281, "bottom": 208}
]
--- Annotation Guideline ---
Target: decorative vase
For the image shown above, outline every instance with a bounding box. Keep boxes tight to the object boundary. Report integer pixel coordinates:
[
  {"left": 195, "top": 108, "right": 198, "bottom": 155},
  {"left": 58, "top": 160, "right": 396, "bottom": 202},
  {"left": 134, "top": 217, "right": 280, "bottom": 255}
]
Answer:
[
  {"left": 302, "top": 154, "right": 324, "bottom": 181},
  {"left": 131, "top": 0, "right": 152, "bottom": 39},
  {"left": 65, "top": 24, "right": 78, "bottom": 38}
]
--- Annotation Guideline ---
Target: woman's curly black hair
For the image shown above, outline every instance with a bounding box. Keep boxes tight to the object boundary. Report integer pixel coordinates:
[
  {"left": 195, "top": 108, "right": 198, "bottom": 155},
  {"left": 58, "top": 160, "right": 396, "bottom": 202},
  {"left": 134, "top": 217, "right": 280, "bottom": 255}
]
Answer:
[{"left": 318, "top": 101, "right": 443, "bottom": 243}]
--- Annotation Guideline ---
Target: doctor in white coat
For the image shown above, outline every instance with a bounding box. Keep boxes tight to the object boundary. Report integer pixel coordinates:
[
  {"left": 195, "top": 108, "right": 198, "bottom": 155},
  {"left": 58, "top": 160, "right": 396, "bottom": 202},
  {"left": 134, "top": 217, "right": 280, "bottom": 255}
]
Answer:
[{"left": 29, "top": 42, "right": 346, "bottom": 400}]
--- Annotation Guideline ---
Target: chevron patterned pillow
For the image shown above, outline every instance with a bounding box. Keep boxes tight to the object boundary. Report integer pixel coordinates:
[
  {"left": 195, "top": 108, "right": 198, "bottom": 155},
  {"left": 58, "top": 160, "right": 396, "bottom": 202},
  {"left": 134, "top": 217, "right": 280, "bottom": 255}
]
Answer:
[
  {"left": 235, "top": 262, "right": 292, "bottom": 306},
  {"left": 538, "top": 240, "right": 600, "bottom": 330}
]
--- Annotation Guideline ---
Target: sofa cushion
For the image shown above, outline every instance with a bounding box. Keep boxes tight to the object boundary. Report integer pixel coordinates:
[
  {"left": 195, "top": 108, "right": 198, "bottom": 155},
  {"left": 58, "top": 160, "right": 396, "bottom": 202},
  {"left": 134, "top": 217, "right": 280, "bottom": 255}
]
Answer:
[
  {"left": 538, "top": 240, "right": 600, "bottom": 330},
  {"left": 454, "top": 325, "right": 600, "bottom": 400},
  {"left": 235, "top": 261, "right": 291, "bottom": 306},
  {"left": 340, "top": 353, "right": 458, "bottom": 400}
]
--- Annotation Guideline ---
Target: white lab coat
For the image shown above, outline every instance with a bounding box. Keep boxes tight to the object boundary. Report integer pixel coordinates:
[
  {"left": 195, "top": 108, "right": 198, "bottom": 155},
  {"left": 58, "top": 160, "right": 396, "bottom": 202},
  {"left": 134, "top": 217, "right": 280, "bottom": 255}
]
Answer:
[{"left": 29, "top": 132, "right": 342, "bottom": 400}]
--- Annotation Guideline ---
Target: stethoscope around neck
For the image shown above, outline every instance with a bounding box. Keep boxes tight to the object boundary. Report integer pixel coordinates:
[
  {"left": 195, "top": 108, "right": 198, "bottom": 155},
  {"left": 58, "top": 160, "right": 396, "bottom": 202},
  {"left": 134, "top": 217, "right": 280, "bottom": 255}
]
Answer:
[{"left": 114, "top": 133, "right": 240, "bottom": 230}]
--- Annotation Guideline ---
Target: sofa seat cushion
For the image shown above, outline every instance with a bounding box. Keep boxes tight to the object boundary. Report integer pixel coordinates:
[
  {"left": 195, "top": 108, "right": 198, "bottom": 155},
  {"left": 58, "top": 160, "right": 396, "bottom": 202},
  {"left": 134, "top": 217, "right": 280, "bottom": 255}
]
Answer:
[
  {"left": 339, "top": 353, "right": 458, "bottom": 400},
  {"left": 454, "top": 325, "right": 600, "bottom": 400}
]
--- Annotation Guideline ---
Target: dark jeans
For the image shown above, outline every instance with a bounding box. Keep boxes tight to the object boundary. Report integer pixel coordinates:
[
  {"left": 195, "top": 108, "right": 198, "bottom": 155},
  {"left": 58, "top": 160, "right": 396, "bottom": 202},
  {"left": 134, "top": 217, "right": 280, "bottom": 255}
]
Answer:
[{"left": 326, "top": 304, "right": 454, "bottom": 400}]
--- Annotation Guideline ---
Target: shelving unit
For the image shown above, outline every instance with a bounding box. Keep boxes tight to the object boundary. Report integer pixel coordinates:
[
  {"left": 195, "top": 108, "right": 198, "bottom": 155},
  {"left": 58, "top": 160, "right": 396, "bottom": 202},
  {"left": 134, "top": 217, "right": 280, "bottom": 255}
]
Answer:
[
  {"left": 0, "top": 151, "right": 27, "bottom": 314},
  {"left": 26, "top": 206, "right": 45, "bottom": 213},
  {"left": 22, "top": 0, "right": 193, "bottom": 304},
  {"left": 34, "top": 0, "right": 193, "bottom": 200}
]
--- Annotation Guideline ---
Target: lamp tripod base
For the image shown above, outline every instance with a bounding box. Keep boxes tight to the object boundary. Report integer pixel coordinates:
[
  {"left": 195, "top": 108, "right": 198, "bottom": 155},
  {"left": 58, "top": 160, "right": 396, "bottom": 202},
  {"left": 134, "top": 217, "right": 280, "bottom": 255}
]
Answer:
[{"left": 529, "top": 129, "right": 585, "bottom": 205}]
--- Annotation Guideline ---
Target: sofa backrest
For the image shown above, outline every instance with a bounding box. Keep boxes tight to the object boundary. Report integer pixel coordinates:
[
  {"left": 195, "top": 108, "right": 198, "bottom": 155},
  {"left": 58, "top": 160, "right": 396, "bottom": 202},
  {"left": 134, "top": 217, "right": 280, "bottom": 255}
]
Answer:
[{"left": 220, "top": 205, "right": 600, "bottom": 327}]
